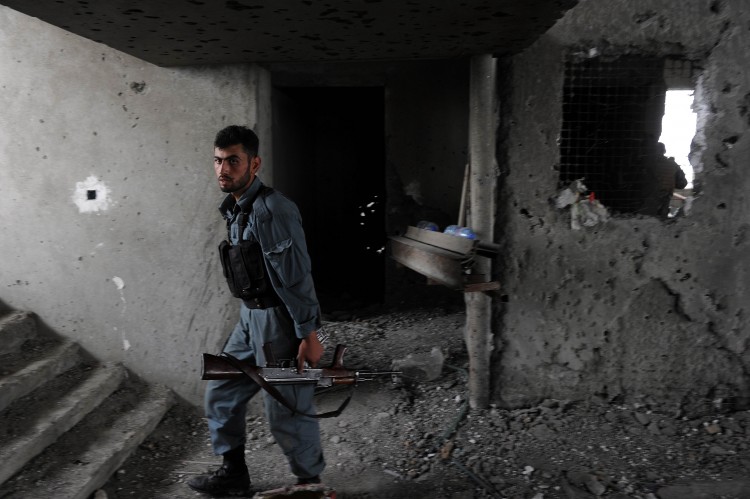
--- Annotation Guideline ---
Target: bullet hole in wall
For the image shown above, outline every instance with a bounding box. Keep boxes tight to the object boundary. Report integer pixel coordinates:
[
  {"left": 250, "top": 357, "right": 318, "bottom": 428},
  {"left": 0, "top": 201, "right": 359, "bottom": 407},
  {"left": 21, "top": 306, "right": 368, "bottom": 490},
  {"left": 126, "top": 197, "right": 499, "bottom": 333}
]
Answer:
[
  {"left": 130, "top": 81, "right": 146, "bottom": 93},
  {"left": 73, "top": 176, "right": 110, "bottom": 213}
]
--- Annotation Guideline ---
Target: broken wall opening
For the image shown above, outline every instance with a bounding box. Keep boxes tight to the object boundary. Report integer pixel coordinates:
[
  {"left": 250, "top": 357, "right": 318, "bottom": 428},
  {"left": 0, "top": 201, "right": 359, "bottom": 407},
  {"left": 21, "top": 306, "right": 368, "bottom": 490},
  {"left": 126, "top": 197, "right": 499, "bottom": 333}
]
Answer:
[{"left": 560, "top": 55, "right": 701, "bottom": 218}]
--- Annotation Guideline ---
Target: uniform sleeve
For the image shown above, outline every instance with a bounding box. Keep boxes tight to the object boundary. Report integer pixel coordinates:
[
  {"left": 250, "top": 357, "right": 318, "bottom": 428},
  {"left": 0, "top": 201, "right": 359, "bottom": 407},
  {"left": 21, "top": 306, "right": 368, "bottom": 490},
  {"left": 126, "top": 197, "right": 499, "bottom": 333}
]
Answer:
[{"left": 259, "top": 201, "right": 321, "bottom": 339}]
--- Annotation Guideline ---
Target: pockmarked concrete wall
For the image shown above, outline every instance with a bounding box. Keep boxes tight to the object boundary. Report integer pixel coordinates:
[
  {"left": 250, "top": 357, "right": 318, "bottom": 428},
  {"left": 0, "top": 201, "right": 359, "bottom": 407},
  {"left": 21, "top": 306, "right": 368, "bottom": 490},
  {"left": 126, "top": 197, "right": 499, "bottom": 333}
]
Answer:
[
  {"left": 495, "top": 0, "right": 750, "bottom": 415},
  {"left": 0, "top": 6, "right": 271, "bottom": 405}
]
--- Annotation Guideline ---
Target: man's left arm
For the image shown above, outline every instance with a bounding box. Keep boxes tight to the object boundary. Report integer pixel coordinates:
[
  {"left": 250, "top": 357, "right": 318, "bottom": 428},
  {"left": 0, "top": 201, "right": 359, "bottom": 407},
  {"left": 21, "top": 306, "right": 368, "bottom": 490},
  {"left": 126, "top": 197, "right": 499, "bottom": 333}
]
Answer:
[{"left": 259, "top": 204, "right": 324, "bottom": 366}]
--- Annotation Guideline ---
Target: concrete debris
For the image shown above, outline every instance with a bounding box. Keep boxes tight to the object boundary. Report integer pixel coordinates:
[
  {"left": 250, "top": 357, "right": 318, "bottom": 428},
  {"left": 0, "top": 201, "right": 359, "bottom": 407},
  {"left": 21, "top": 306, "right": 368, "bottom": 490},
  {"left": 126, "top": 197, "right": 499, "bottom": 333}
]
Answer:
[
  {"left": 566, "top": 471, "right": 607, "bottom": 496},
  {"left": 252, "top": 483, "right": 335, "bottom": 499},
  {"left": 634, "top": 412, "right": 651, "bottom": 425},
  {"left": 561, "top": 478, "right": 596, "bottom": 499},
  {"left": 529, "top": 423, "right": 556, "bottom": 440},
  {"left": 97, "top": 308, "right": 750, "bottom": 499},
  {"left": 391, "top": 346, "right": 445, "bottom": 381},
  {"left": 554, "top": 179, "right": 610, "bottom": 230},
  {"left": 705, "top": 422, "right": 722, "bottom": 434},
  {"left": 555, "top": 179, "right": 587, "bottom": 209},
  {"left": 656, "top": 480, "right": 750, "bottom": 499},
  {"left": 570, "top": 196, "right": 609, "bottom": 230}
]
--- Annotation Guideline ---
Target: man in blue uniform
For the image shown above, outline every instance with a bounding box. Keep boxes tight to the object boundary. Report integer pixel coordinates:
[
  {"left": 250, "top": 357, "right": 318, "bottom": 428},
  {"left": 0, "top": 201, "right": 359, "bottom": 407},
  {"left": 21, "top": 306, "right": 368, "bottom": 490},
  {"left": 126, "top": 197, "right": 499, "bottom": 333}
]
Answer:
[{"left": 188, "top": 125, "right": 325, "bottom": 496}]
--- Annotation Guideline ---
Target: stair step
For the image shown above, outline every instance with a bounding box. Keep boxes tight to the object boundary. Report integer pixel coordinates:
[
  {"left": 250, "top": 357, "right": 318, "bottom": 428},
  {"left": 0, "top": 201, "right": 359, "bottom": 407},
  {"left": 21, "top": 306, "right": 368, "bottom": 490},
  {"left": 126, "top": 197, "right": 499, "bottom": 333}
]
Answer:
[
  {"left": 0, "top": 363, "right": 125, "bottom": 485},
  {"left": 0, "top": 340, "right": 81, "bottom": 413},
  {"left": 0, "top": 311, "right": 37, "bottom": 356},
  {"left": 0, "top": 380, "right": 174, "bottom": 499}
]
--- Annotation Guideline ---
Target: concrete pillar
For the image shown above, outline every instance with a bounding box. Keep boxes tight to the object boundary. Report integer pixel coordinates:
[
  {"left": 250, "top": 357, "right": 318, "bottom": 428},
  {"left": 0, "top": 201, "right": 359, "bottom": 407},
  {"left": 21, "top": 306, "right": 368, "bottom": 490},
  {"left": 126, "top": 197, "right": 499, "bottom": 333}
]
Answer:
[
  {"left": 252, "top": 65, "right": 274, "bottom": 185},
  {"left": 465, "top": 54, "right": 497, "bottom": 409}
]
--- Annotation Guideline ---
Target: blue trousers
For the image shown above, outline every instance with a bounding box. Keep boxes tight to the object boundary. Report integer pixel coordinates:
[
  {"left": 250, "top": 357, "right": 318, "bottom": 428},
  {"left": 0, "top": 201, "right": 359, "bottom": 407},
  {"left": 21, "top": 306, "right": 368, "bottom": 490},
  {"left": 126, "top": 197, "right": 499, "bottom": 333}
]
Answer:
[{"left": 205, "top": 303, "right": 325, "bottom": 479}]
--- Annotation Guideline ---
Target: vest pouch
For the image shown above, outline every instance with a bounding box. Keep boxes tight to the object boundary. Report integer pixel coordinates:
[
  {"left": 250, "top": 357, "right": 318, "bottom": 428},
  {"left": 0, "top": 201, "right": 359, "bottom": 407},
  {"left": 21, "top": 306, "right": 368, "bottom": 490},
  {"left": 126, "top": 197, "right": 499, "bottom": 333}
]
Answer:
[
  {"left": 218, "top": 240, "right": 239, "bottom": 297},
  {"left": 218, "top": 239, "right": 273, "bottom": 299}
]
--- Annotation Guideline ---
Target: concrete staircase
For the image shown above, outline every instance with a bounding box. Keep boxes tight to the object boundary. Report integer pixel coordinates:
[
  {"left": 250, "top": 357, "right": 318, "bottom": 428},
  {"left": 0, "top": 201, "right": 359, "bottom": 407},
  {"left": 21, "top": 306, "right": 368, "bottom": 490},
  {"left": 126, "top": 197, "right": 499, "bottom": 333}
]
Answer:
[{"left": 0, "top": 310, "right": 175, "bottom": 499}]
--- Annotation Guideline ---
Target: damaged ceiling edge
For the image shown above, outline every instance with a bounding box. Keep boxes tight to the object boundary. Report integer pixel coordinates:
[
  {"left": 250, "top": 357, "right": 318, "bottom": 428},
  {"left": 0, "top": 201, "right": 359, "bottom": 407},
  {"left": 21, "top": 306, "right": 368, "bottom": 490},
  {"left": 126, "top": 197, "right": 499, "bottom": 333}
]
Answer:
[{"left": 0, "top": 0, "right": 578, "bottom": 67}]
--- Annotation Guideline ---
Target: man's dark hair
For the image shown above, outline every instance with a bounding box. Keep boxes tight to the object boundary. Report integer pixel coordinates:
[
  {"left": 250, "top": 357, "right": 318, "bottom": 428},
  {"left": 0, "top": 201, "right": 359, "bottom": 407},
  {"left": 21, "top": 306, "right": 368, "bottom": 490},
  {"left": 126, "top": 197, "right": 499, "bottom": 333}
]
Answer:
[{"left": 214, "top": 125, "right": 259, "bottom": 157}]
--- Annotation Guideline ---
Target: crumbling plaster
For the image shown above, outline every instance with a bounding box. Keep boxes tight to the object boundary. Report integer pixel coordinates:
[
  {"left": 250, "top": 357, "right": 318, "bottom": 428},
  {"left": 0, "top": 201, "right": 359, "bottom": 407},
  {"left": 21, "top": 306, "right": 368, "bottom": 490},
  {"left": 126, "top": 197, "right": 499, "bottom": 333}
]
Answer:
[
  {"left": 0, "top": 6, "right": 272, "bottom": 404},
  {"left": 495, "top": 0, "right": 750, "bottom": 415}
]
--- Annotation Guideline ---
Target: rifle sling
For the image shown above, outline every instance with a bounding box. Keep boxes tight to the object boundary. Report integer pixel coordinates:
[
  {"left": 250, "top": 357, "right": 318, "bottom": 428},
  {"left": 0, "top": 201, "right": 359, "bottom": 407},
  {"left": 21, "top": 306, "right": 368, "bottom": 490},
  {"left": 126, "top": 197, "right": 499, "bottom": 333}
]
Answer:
[{"left": 220, "top": 352, "right": 352, "bottom": 419}]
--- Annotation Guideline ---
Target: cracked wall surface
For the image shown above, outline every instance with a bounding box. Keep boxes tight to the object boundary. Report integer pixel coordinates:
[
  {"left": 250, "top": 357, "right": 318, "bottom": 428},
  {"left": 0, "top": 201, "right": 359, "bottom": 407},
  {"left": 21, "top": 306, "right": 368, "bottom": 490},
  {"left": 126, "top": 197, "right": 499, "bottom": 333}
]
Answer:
[{"left": 495, "top": 0, "right": 750, "bottom": 416}]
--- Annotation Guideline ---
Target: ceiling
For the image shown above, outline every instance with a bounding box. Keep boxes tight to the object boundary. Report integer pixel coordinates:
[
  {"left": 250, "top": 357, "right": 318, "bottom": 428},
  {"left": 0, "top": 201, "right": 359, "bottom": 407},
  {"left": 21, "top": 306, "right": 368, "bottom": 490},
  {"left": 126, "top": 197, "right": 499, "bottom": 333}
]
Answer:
[{"left": 1, "top": 0, "right": 577, "bottom": 67}]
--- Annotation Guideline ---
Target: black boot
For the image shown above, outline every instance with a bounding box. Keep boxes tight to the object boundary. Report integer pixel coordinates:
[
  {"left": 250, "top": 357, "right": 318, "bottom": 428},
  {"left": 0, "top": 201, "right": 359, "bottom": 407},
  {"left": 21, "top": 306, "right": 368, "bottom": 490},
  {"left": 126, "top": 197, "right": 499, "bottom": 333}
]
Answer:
[
  {"left": 296, "top": 475, "right": 321, "bottom": 485},
  {"left": 187, "top": 446, "right": 251, "bottom": 496}
]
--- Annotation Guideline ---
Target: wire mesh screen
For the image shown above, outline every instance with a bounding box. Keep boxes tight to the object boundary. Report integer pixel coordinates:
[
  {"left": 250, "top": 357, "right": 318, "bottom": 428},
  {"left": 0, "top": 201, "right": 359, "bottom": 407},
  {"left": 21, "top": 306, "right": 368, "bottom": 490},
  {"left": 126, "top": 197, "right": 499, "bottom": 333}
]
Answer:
[
  {"left": 663, "top": 58, "right": 700, "bottom": 89},
  {"left": 560, "top": 56, "right": 667, "bottom": 214}
]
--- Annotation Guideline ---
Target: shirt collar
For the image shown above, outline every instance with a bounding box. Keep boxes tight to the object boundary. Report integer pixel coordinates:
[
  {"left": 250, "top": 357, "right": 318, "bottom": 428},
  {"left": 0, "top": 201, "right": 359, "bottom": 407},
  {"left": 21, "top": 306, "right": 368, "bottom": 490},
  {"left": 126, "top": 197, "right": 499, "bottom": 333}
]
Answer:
[{"left": 218, "top": 178, "right": 263, "bottom": 220}]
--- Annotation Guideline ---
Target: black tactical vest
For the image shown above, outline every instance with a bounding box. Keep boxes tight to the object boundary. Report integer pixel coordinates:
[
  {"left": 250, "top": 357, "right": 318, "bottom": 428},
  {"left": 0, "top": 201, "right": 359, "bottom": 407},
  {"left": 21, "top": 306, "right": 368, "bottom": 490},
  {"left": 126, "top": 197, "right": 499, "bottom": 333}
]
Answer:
[{"left": 218, "top": 187, "right": 281, "bottom": 308}]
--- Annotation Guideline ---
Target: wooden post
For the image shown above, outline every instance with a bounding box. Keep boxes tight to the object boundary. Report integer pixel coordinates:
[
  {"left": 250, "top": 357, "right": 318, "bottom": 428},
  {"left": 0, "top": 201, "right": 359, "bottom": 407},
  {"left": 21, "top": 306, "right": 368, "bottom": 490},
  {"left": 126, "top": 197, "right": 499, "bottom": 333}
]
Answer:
[
  {"left": 458, "top": 162, "right": 470, "bottom": 227},
  {"left": 465, "top": 54, "right": 497, "bottom": 409}
]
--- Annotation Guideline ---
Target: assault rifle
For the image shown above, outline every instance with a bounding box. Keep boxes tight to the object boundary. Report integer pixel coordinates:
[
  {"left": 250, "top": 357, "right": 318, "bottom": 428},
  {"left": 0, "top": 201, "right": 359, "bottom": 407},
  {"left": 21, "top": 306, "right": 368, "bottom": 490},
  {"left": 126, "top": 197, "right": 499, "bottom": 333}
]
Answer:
[
  {"left": 202, "top": 344, "right": 398, "bottom": 386},
  {"left": 201, "top": 344, "right": 399, "bottom": 418}
]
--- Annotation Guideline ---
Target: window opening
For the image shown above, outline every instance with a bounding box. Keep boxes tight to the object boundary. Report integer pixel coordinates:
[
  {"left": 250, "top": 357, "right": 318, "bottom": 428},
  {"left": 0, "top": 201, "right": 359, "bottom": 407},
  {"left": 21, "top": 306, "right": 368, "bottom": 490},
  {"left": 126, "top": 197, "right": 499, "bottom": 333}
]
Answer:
[
  {"left": 659, "top": 89, "right": 696, "bottom": 215},
  {"left": 560, "top": 55, "right": 699, "bottom": 218}
]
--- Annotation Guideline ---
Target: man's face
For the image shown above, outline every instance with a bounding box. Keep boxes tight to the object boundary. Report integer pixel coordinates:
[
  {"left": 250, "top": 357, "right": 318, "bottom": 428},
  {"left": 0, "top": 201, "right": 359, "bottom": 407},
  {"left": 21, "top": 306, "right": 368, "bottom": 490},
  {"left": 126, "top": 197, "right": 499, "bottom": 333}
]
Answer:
[{"left": 214, "top": 144, "right": 261, "bottom": 195}]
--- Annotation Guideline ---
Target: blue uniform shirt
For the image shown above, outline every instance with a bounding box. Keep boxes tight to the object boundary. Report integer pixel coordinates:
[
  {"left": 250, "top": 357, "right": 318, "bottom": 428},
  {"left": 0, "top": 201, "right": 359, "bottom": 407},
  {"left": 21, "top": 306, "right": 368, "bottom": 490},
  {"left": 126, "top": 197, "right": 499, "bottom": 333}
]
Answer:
[{"left": 219, "top": 178, "right": 322, "bottom": 339}]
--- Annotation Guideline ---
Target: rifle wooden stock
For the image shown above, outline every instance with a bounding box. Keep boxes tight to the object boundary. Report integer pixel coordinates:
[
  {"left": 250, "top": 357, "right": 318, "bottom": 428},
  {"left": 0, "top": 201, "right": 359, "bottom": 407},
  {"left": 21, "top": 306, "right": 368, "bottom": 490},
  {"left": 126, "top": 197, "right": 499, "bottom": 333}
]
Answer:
[{"left": 202, "top": 353, "right": 252, "bottom": 379}]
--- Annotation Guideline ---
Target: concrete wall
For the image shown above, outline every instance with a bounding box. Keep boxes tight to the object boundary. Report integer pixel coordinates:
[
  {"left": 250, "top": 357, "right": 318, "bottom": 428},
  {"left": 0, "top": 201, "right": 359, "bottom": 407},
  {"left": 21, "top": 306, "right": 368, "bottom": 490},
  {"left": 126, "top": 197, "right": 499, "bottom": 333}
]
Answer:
[
  {"left": 0, "top": 6, "right": 469, "bottom": 404},
  {"left": 11, "top": 0, "right": 743, "bottom": 416},
  {"left": 495, "top": 0, "right": 750, "bottom": 415},
  {"left": 0, "top": 6, "right": 271, "bottom": 405}
]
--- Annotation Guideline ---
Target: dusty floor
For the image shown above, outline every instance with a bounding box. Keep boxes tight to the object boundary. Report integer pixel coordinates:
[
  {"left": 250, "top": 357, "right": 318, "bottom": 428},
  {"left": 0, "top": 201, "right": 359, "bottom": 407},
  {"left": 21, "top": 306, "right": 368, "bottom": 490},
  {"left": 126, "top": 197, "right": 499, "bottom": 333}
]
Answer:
[{"left": 98, "top": 298, "right": 750, "bottom": 499}]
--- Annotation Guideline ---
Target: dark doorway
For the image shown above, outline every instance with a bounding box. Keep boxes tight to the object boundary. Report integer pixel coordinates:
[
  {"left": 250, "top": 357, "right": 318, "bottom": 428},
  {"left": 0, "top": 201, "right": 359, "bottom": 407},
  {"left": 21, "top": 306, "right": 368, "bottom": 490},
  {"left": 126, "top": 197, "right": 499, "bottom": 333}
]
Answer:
[{"left": 272, "top": 87, "right": 385, "bottom": 311}]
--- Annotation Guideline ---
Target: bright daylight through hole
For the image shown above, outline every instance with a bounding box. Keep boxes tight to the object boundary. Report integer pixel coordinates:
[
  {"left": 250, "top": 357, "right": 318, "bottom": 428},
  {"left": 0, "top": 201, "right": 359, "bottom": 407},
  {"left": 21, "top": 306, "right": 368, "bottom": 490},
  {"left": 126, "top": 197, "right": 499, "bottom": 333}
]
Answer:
[{"left": 659, "top": 89, "right": 697, "bottom": 188}]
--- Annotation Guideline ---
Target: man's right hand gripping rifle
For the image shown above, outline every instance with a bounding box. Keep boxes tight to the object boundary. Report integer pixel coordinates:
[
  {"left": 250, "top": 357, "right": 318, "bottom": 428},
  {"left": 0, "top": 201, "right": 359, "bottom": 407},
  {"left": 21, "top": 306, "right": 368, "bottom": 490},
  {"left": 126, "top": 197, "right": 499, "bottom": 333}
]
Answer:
[{"left": 297, "top": 330, "right": 325, "bottom": 374}]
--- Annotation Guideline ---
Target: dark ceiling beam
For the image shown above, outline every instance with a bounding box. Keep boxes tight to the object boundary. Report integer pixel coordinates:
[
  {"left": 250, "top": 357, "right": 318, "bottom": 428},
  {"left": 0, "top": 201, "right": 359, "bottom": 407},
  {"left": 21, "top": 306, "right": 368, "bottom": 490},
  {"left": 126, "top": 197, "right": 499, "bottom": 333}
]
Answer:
[{"left": 0, "top": 0, "right": 577, "bottom": 67}]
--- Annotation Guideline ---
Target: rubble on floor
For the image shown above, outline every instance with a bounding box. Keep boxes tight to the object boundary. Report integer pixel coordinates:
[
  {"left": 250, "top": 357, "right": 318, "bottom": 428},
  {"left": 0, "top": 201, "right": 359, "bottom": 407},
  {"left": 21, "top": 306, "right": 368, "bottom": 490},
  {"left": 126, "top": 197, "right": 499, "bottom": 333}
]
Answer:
[{"left": 99, "top": 306, "right": 750, "bottom": 499}]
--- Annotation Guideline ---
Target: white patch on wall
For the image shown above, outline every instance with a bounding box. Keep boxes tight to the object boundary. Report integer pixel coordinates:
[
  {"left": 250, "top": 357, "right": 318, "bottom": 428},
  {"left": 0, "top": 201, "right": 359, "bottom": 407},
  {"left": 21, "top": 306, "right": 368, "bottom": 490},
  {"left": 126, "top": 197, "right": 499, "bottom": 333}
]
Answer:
[
  {"left": 73, "top": 176, "right": 111, "bottom": 213},
  {"left": 112, "top": 276, "right": 127, "bottom": 314},
  {"left": 112, "top": 276, "right": 125, "bottom": 290},
  {"left": 90, "top": 242, "right": 105, "bottom": 257},
  {"left": 112, "top": 277, "right": 130, "bottom": 351},
  {"left": 114, "top": 326, "right": 131, "bottom": 351}
]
